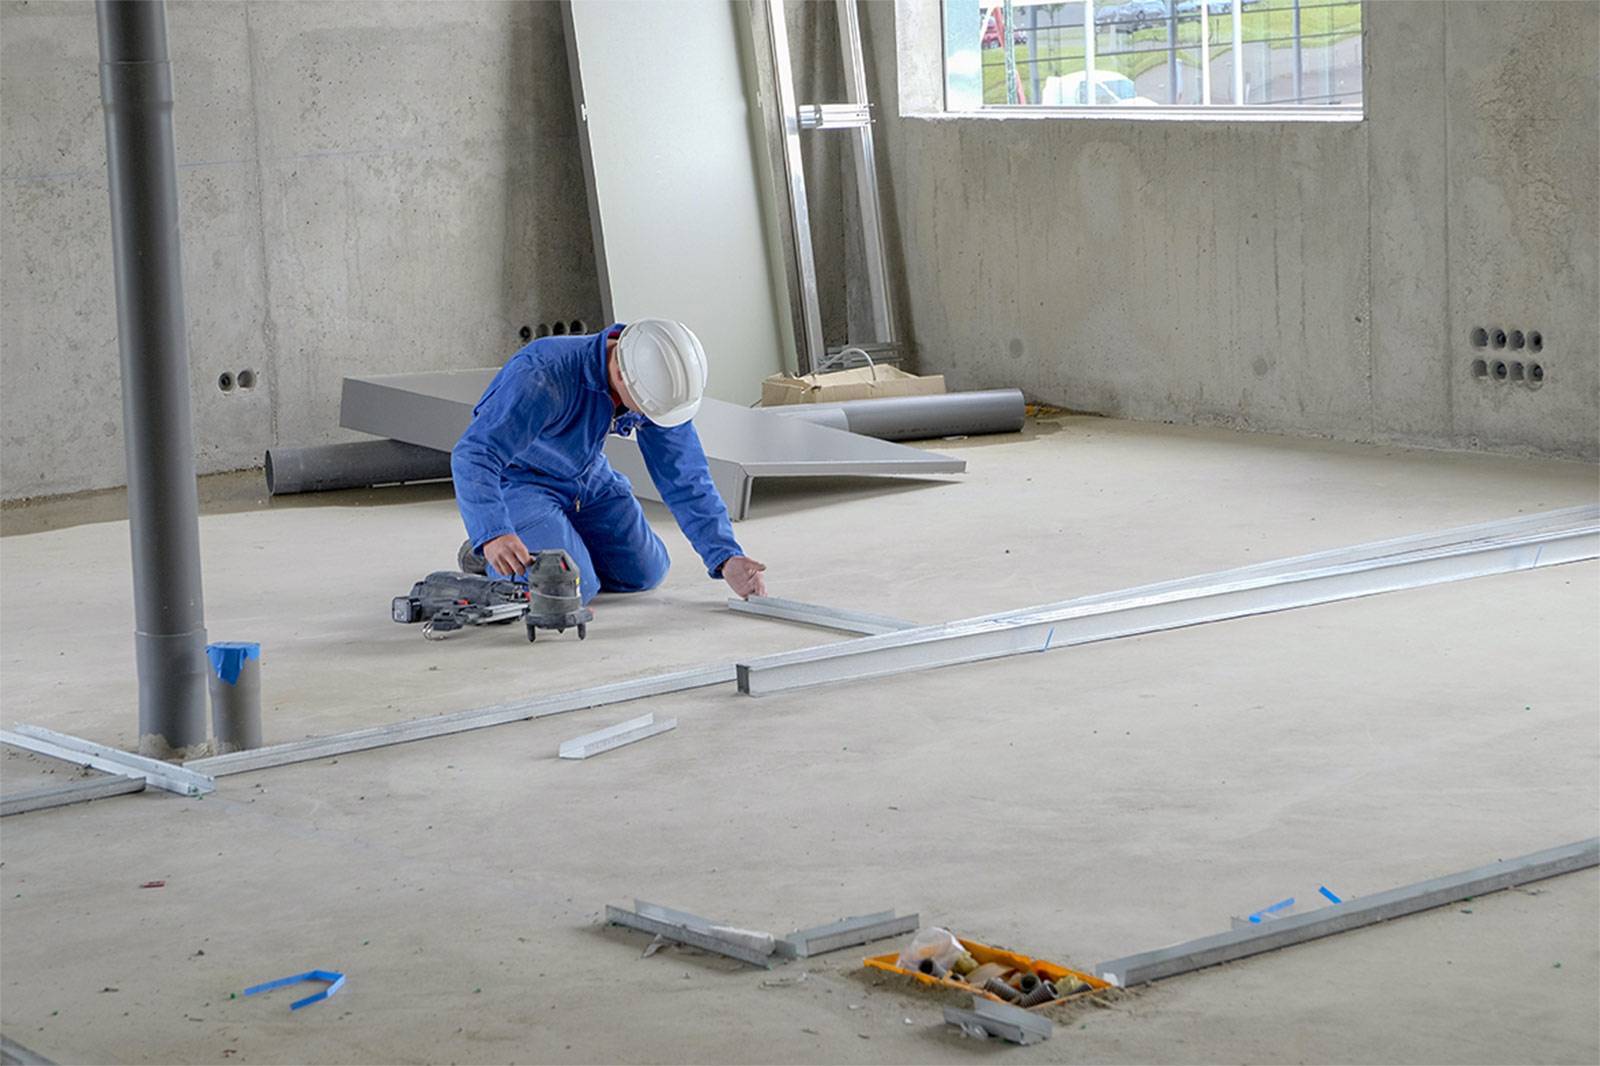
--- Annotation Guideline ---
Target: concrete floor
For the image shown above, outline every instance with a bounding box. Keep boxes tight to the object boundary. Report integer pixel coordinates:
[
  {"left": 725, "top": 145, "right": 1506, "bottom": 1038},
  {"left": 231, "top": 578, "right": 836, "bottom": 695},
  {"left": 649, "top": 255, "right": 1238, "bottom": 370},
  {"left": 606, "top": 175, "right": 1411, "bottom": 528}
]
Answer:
[{"left": 2, "top": 415, "right": 1597, "bottom": 1064}]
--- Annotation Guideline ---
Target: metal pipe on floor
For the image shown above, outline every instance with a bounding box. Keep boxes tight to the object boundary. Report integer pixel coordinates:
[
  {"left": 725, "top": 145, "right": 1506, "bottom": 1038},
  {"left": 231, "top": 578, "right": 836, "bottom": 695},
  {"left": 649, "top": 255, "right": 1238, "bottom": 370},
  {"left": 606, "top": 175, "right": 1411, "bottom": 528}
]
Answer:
[
  {"left": 97, "top": 0, "right": 209, "bottom": 758},
  {"left": 264, "top": 440, "right": 453, "bottom": 496},
  {"left": 771, "top": 389, "right": 1026, "bottom": 441}
]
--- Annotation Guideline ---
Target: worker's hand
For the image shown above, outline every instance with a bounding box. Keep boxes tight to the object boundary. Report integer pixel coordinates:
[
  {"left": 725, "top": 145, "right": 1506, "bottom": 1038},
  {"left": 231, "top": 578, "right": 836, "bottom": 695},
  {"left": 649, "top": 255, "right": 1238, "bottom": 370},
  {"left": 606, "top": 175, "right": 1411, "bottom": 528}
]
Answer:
[
  {"left": 483, "top": 532, "right": 533, "bottom": 577},
  {"left": 722, "top": 555, "right": 767, "bottom": 600}
]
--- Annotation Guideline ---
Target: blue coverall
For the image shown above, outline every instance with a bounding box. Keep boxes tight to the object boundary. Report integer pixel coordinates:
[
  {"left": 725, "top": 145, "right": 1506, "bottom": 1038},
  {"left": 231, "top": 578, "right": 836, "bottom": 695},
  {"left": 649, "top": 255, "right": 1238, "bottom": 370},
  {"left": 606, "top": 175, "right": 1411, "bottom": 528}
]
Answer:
[{"left": 450, "top": 326, "right": 743, "bottom": 605}]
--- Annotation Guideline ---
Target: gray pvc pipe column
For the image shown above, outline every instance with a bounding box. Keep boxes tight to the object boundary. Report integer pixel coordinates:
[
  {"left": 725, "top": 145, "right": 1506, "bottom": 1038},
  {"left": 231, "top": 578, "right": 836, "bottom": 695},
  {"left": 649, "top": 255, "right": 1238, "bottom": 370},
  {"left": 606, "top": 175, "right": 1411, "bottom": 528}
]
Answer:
[{"left": 98, "top": 0, "right": 210, "bottom": 758}]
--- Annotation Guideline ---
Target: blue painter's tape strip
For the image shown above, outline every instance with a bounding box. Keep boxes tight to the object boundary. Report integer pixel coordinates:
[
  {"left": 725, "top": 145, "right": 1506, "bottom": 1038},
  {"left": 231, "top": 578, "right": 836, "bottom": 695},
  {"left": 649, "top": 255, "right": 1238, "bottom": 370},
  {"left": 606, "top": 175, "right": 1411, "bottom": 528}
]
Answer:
[
  {"left": 206, "top": 642, "right": 261, "bottom": 686},
  {"left": 1318, "top": 885, "right": 1343, "bottom": 904},
  {"left": 243, "top": 969, "right": 344, "bottom": 1010}
]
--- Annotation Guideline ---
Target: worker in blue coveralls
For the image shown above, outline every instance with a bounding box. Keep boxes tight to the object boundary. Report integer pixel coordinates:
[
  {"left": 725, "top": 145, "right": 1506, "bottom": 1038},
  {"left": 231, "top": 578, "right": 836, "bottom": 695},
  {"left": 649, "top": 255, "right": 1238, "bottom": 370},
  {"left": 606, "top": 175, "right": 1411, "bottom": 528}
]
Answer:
[{"left": 451, "top": 319, "right": 768, "bottom": 606}]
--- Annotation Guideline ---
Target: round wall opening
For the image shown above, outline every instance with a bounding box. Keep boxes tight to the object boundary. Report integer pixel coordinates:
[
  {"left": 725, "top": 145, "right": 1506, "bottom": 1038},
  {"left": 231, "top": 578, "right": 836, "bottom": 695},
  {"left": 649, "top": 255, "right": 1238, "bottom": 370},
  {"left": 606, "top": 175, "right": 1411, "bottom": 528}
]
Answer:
[
  {"left": 1470, "top": 358, "right": 1488, "bottom": 378},
  {"left": 1529, "top": 331, "right": 1543, "bottom": 352},
  {"left": 1490, "top": 329, "right": 1507, "bottom": 349},
  {"left": 1470, "top": 327, "right": 1488, "bottom": 348},
  {"left": 1528, "top": 361, "right": 1545, "bottom": 385},
  {"left": 551, "top": 322, "right": 568, "bottom": 336},
  {"left": 217, "top": 372, "right": 235, "bottom": 392},
  {"left": 1491, "top": 360, "right": 1508, "bottom": 381},
  {"left": 1508, "top": 361, "right": 1524, "bottom": 381},
  {"left": 569, "top": 319, "right": 586, "bottom": 334},
  {"left": 237, "top": 369, "right": 256, "bottom": 389},
  {"left": 1508, "top": 330, "right": 1524, "bottom": 350},
  {"left": 519, "top": 325, "right": 533, "bottom": 342}
]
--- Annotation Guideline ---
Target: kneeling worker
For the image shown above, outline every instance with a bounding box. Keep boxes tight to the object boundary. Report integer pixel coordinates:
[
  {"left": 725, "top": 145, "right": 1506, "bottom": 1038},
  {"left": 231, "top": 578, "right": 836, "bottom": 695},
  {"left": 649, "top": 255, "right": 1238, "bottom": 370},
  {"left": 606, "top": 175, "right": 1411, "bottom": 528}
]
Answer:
[{"left": 451, "top": 319, "right": 767, "bottom": 605}]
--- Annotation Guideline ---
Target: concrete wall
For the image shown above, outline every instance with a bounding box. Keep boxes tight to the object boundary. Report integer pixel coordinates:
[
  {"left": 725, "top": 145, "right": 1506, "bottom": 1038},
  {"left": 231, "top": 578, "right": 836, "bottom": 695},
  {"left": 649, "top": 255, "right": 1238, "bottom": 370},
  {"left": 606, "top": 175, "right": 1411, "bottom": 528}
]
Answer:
[
  {"left": 0, "top": 0, "right": 599, "bottom": 501},
  {"left": 859, "top": 0, "right": 1599, "bottom": 460}
]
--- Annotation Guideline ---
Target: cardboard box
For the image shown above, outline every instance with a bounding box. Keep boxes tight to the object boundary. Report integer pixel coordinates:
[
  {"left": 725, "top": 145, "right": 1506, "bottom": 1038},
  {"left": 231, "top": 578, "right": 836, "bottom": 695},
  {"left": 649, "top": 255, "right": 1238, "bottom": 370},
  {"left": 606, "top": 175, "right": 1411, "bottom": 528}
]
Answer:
[{"left": 760, "top": 365, "right": 946, "bottom": 406}]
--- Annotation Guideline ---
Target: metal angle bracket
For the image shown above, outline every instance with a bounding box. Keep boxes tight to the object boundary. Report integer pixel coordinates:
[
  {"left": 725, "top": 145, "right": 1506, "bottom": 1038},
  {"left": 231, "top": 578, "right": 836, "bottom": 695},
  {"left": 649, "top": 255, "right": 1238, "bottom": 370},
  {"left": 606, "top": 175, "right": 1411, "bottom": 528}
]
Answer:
[
  {"left": 605, "top": 902, "right": 778, "bottom": 969},
  {"left": 797, "top": 103, "right": 871, "bottom": 130},
  {"left": 944, "top": 996, "right": 1054, "bottom": 1045},
  {"left": 728, "top": 595, "right": 916, "bottom": 635},
  {"left": 2, "top": 726, "right": 215, "bottom": 797},
  {"left": 558, "top": 713, "right": 677, "bottom": 760},
  {"left": 1095, "top": 838, "right": 1600, "bottom": 987},
  {"left": 776, "top": 910, "right": 920, "bottom": 958},
  {"left": 1, "top": 775, "right": 147, "bottom": 818}
]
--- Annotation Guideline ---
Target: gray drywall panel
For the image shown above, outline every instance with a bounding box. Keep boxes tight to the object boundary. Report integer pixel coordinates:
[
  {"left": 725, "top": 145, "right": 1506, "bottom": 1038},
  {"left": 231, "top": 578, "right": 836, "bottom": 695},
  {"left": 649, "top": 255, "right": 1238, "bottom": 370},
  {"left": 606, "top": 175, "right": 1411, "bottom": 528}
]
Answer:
[
  {"left": 338, "top": 370, "right": 965, "bottom": 519},
  {"left": 563, "top": 0, "right": 788, "bottom": 404}
]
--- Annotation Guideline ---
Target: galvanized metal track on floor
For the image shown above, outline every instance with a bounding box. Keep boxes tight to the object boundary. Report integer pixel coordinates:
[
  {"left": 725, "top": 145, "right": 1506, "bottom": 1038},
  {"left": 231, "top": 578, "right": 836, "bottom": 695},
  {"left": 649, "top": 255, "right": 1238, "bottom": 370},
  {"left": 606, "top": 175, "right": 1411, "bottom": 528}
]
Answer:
[
  {"left": 605, "top": 901, "right": 777, "bottom": 968},
  {"left": 735, "top": 506, "right": 1600, "bottom": 696},
  {"left": 776, "top": 910, "right": 920, "bottom": 958},
  {"left": 727, "top": 595, "right": 916, "bottom": 635},
  {"left": 183, "top": 593, "right": 902, "bottom": 778},
  {"left": 0, "top": 774, "right": 146, "bottom": 817},
  {"left": 187, "top": 664, "right": 733, "bottom": 777},
  {"left": 1095, "top": 838, "right": 1600, "bottom": 987},
  {"left": 2, "top": 727, "right": 214, "bottom": 797}
]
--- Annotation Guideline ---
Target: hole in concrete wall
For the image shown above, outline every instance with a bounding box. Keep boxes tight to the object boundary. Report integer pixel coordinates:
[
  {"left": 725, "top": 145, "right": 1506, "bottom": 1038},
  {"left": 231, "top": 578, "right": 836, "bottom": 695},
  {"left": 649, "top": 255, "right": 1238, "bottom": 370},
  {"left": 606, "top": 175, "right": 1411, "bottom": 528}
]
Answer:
[
  {"left": 237, "top": 369, "right": 256, "bottom": 389},
  {"left": 536, "top": 323, "right": 552, "bottom": 338},
  {"left": 519, "top": 325, "right": 533, "bottom": 342},
  {"left": 217, "top": 371, "right": 235, "bottom": 392},
  {"left": 1529, "top": 331, "right": 1543, "bottom": 352},
  {"left": 569, "top": 319, "right": 587, "bottom": 335},
  {"left": 1471, "top": 358, "right": 1488, "bottom": 378},
  {"left": 1490, "top": 328, "right": 1507, "bottom": 349},
  {"left": 1507, "top": 361, "right": 1524, "bottom": 381},
  {"left": 1470, "top": 327, "right": 1488, "bottom": 348},
  {"left": 551, "top": 322, "right": 568, "bottom": 336},
  {"left": 1491, "top": 360, "right": 1508, "bottom": 381},
  {"left": 1508, "top": 330, "right": 1524, "bottom": 350},
  {"left": 1527, "top": 361, "right": 1545, "bottom": 386}
]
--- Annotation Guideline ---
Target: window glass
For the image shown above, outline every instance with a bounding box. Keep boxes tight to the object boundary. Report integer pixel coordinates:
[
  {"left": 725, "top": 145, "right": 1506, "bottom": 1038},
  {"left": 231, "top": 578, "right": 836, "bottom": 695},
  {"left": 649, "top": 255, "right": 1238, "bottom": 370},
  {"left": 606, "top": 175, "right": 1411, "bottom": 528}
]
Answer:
[{"left": 946, "top": 1, "right": 1363, "bottom": 113}]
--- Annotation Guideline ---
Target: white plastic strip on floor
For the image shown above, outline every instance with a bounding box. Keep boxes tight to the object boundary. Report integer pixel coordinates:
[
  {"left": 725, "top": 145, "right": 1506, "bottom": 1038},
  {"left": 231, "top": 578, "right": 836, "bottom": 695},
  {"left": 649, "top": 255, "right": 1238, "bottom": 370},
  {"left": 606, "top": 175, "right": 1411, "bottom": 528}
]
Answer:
[
  {"left": 558, "top": 713, "right": 677, "bottom": 759},
  {"left": 735, "top": 506, "right": 1600, "bottom": 696},
  {"left": 2, "top": 726, "right": 215, "bottom": 797}
]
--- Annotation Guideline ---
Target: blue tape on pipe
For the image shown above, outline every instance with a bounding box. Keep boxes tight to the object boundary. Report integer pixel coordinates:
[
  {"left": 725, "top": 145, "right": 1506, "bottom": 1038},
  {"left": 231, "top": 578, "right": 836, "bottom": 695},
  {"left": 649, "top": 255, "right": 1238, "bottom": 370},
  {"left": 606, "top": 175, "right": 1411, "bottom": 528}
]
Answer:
[{"left": 206, "top": 642, "right": 261, "bottom": 686}]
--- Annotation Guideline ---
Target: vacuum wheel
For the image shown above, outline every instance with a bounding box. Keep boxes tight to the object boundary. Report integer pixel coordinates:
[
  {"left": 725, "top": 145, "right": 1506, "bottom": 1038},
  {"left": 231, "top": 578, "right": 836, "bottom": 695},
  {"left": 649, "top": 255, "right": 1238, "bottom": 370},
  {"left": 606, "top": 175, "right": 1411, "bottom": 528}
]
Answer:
[
  {"left": 577, "top": 623, "right": 587, "bottom": 641},
  {"left": 525, "top": 619, "right": 537, "bottom": 643}
]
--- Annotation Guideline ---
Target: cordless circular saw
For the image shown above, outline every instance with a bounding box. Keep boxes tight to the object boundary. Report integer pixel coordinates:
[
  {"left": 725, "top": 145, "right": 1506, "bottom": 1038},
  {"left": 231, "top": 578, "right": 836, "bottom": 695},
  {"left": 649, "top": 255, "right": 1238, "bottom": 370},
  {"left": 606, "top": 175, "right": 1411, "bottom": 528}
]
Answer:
[{"left": 391, "top": 549, "right": 592, "bottom": 642}]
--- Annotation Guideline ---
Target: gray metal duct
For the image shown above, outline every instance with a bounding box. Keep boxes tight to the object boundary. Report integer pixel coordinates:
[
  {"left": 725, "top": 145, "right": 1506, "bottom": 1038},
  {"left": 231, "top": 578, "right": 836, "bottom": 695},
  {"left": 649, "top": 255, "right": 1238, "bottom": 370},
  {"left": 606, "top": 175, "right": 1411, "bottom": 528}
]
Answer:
[
  {"left": 97, "top": 0, "right": 209, "bottom": 758},
  {"left": 770, "top": 389, "right": 1026, "bottom": 441},
  {"left": 265, "top": 440, "right": 453, "bottom": 496}
]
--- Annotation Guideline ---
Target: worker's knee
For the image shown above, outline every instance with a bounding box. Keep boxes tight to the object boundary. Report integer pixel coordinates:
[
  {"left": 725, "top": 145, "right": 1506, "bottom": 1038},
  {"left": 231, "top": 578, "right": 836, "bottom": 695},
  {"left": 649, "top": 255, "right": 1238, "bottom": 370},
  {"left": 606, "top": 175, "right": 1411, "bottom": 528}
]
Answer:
[{"left": 598, "top": 540, "right": 670, "bottom": 595}]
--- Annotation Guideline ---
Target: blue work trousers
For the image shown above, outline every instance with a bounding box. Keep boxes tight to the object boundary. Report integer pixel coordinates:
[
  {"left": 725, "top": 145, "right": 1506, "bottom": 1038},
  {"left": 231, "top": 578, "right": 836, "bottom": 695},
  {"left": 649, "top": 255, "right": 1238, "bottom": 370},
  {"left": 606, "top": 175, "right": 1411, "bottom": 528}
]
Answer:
[{"left": 490, "top": 470, "right": 670, "bottom": 605}]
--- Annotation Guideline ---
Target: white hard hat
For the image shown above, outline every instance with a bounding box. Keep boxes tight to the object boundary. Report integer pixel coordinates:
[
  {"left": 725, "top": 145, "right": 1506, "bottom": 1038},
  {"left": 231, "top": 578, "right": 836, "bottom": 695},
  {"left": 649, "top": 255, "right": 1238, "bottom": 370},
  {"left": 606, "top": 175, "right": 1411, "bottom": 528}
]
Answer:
[{"left": 615, "top": 319, "right": 708, "bottom": 427}]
